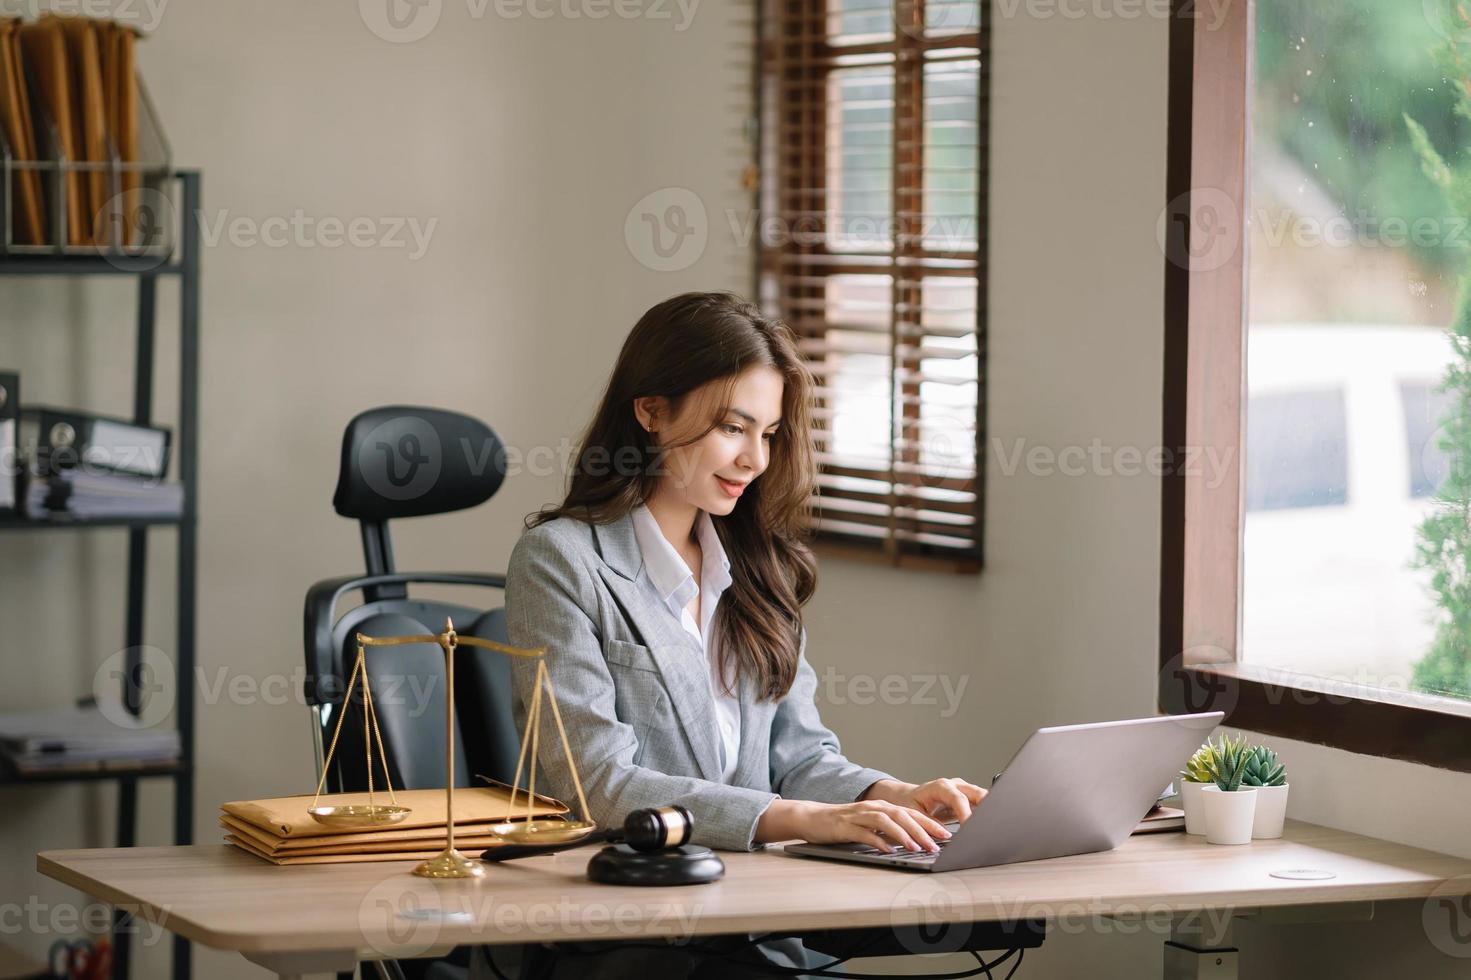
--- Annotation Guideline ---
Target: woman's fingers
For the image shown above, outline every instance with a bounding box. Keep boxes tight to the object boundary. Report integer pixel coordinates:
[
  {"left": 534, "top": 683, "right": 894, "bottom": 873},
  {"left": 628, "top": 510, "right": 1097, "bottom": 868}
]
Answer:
[
  {"left": 910, "top": 808, "right": 953, "bottom": 839},
  {"left": 866, "top": 811, "right": 924, "bottom": 852},
  {"left": 855, "top": 829, "right": 895, "bottom": 853},
  {"left": 937, "top": 781, "right": 973, "bottom": 822},
  {"left": 893, "top": 809, "right": 943, "bottom": 851},
  {"left": 923, "top": 777, "right": 987, "bottom": 822}
]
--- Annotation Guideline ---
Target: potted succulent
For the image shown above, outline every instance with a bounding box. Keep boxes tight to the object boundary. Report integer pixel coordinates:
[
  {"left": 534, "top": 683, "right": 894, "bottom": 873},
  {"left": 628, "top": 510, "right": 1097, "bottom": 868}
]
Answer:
[
  {"left": 1178, "top": 740, "right": 1219, "bottom": 835},
  {"left": 1242, "top": 744, "right": 1289, "bottom": 839},
  {"left": 1200, "top": 734, "right": 1258, "bottom": 845}
]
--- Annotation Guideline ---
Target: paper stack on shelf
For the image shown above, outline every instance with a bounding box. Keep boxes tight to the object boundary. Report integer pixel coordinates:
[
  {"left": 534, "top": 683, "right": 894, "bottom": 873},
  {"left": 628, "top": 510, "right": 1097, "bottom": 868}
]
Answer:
[
  {"left": 0, "top": 704, "right": 179, "bottom": 774},
  {"left": 220, "top": 783, "right": 571, "bottom": 866},
  {"left": 25, "top": 468, "right": 183, "bottom": 520}
]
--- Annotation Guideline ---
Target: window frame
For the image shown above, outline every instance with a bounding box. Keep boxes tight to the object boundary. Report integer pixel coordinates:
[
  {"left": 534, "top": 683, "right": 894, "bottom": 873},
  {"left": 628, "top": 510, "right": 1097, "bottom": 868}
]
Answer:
[
  {"left": 755, "top": 0, "right": 990, "bottom": 575},
  {"left": 1158, "top": 0, "right": 1471, "bottom": 772}
]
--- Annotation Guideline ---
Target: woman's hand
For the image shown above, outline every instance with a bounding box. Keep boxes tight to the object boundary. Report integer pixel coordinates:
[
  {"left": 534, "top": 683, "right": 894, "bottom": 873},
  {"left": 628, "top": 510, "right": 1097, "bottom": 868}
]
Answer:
[
  {"left": 755, "top": 798, "right": 956, "bottom": 853},
  {"left": 860, "top": 776, "right": 988, "bottom": 824}
]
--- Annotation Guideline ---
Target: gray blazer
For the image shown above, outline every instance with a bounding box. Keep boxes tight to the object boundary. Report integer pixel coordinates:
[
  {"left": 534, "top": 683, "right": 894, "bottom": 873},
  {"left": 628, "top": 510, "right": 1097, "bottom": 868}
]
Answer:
[{"left": 504, "top": 511, "right": 895, "bottom": 853}]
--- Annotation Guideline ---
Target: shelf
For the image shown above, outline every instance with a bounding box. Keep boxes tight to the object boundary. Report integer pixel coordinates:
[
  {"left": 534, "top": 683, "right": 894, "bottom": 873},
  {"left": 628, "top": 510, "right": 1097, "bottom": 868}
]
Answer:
[
  {"left": 1, "top": 170, "right": 199, "bottom": 980},
  {"left": 0, "top": 256, "right": 183, "bottom": 276},
  {"left": 0, "top": 514, "right": 185, "bottom": 532},
  {"left": 0, "top": 760, "right": 187, "bottom": 786}
]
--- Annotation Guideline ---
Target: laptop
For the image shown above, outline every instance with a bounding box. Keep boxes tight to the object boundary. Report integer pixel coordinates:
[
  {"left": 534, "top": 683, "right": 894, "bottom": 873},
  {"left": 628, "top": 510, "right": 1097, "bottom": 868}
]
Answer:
[{"left": 783, "top": 712, "right": 1223, "bottom": 872}]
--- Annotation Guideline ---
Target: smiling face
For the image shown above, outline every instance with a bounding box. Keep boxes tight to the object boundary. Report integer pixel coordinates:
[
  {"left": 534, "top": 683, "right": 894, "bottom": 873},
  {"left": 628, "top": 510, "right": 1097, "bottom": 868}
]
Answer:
[{"left": 635, "top": 365, "right": 786, "bottom": 518}]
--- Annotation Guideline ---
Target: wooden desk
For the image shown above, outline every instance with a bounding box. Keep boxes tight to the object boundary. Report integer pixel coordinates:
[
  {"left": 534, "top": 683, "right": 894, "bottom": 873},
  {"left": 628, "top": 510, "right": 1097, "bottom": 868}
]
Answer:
[{"left": 38, "top": 820, "right": 1471, "bottom": 979}]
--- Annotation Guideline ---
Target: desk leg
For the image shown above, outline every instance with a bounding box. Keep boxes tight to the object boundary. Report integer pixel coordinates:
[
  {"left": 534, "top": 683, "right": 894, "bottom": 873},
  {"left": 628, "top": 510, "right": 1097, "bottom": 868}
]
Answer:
[
  {"left": 240, "top": 949, "right": 359, "bottom": 979},
  {"left": 1164, "top": 910, "right": 1237, "bottom": 980}
]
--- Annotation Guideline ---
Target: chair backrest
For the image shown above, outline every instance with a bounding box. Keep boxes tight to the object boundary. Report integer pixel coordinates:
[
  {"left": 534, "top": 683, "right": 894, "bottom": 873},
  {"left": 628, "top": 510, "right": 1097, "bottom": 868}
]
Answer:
[{"left": 304, "top": 406, "right": 520, "bottom": 794}]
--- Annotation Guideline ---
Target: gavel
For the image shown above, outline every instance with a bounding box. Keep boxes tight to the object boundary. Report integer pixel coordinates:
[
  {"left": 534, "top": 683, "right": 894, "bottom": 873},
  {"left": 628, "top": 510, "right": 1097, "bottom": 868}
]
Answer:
[{"left": 481, "top": 804, "right": 693, "bottom": 862}]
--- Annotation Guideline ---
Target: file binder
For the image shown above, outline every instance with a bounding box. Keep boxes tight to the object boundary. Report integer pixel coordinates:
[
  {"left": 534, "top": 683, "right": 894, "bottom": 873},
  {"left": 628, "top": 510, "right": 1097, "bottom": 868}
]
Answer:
[
  {"left": 0, "top": 372, "right": 15, "bottom": 513},
  {"left": 0, "top": 18, "right": 45, "bottom": 245},
  {"left": 59, "top": 15, "right": 106, "bottom": 244},
  {"left": 19, "top": 407, "right": 170, "bottom": 479},
  {"left": 18, "top": 16, "right": 85, "bottom": 246}
]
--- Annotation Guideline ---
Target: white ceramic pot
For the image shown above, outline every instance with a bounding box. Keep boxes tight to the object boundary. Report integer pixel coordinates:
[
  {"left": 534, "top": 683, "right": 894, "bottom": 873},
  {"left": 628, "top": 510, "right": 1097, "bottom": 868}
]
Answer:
[
  {"left": 1201, "top": 786, "right": 1257, "bottom": 845},
  {"left": 1179, "top": 780, "right": 1210, "bottom": 835},
  {"left": 1250, "top": 783, "right": 1289, "bottom": 839}
]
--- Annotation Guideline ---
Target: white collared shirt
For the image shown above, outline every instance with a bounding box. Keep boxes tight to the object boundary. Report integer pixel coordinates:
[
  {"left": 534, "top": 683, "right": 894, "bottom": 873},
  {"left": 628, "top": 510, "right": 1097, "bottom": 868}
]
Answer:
[{"left": 629, "top": 503, "right": 741, "bottom": 783}]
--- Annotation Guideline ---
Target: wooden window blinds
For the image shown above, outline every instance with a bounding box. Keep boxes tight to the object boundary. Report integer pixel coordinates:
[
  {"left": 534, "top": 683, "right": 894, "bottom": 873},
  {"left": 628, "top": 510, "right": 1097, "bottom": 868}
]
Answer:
[{"left": 757, "top": 0, "right": 988, "bottom": 572}]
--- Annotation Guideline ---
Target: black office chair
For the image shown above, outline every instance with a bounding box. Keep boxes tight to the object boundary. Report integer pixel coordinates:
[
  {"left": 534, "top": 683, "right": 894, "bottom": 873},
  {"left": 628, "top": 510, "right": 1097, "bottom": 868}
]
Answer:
[
  {"left": 304, "top": 405, "right": 522, "bottom": 797},
  {"left": 303, "top": 406, "right": 523, "bottom": 980}
]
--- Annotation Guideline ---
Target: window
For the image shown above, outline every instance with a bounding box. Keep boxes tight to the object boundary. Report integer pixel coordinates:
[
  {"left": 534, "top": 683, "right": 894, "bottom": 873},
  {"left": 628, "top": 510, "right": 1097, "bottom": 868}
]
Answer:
[
  {"left": 757, "top": 0, "right": 988, "bottom": 571},
  {"left": 1243, "top": 389, "right": 1349, "bottom": 512},
  {"left": 1160, "top": 0, "right": 1471, "bottom": 770}
]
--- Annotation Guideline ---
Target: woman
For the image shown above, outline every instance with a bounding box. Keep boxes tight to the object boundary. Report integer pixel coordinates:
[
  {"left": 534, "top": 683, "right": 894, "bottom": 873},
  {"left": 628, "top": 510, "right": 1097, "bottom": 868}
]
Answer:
[{"left": 491, "top": 291, "right": 986, "bottom": 977}]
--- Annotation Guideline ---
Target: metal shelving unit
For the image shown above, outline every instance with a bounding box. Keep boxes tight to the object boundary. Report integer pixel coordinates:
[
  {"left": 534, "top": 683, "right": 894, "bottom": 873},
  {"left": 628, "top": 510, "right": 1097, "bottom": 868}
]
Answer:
[{"left": 0, "top": 169, "right": 199, "bottom": 980}]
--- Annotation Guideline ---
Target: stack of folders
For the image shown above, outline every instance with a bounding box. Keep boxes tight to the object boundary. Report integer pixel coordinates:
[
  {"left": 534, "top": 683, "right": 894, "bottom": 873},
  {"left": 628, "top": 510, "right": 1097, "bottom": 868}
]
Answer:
[
  {"left": 0, "top": 371, "right": 15, "bottom": 515},
  {"left": 19, "top": 406, "right": 182, "bottom": 521},
  {"left": 0, "top": 13, "right": 142, "bottom": 247},
  {"left": 26, "top": 468, "right": 184, "bottom": 520},
  {"left": 220, "top": 782, "right": 571, "bottom": 866},
  {"left": 0, "top": 705, "right": 179, "bottom": 775}
]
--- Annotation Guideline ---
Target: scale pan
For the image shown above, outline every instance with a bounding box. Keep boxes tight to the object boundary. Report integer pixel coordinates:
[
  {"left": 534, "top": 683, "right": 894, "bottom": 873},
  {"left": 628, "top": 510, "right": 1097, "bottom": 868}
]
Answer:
[
  {"left": 308, "top": 804, "right": 412, "bottom": 828},
  {"left": 488, "top": 818, "right": 598, "bottom": 845}
]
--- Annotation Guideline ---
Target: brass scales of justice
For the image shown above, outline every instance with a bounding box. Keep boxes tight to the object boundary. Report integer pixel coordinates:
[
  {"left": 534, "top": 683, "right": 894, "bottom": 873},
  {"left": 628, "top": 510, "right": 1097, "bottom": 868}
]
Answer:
[{"left": 307, "top": 618, "right": 597, "bottom": 878}]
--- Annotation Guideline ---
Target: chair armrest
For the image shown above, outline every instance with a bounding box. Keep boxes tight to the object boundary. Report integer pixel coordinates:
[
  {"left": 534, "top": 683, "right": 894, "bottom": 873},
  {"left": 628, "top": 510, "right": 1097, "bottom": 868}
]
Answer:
[{"left": 302, "top": 571, "right": 508, "bottom": 705}]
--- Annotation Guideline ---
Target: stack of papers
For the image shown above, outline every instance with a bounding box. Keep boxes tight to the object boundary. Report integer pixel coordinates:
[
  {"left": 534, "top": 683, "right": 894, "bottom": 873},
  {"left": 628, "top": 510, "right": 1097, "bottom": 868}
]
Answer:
[
  {"left": 0, "top": 705, "right": 179, "bottom": 774},
  {"left": 220, "top": 782, "right": 571, "bottom": 866},
  {"left": 25, "top": 469, "right": 183, "bottom": 520}
]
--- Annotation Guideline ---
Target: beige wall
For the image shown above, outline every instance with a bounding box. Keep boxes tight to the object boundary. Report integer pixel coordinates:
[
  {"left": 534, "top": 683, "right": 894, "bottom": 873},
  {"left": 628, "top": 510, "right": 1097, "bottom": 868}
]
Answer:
[{"left": 1, "top": 1, "right": 1468, "bottom": 977}]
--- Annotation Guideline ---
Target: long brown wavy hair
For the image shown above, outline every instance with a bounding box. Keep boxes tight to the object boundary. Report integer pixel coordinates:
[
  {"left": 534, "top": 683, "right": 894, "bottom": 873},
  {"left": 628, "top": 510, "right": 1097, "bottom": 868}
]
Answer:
[{"left": 528, "top": 291, "right": 818, "bottom": 702}]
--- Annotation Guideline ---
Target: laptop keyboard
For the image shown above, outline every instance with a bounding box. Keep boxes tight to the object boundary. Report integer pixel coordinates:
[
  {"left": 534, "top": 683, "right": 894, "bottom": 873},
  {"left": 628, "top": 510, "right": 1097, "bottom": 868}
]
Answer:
[{"left": 854, "top": 837, "right": 953, "bottom": 860}]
